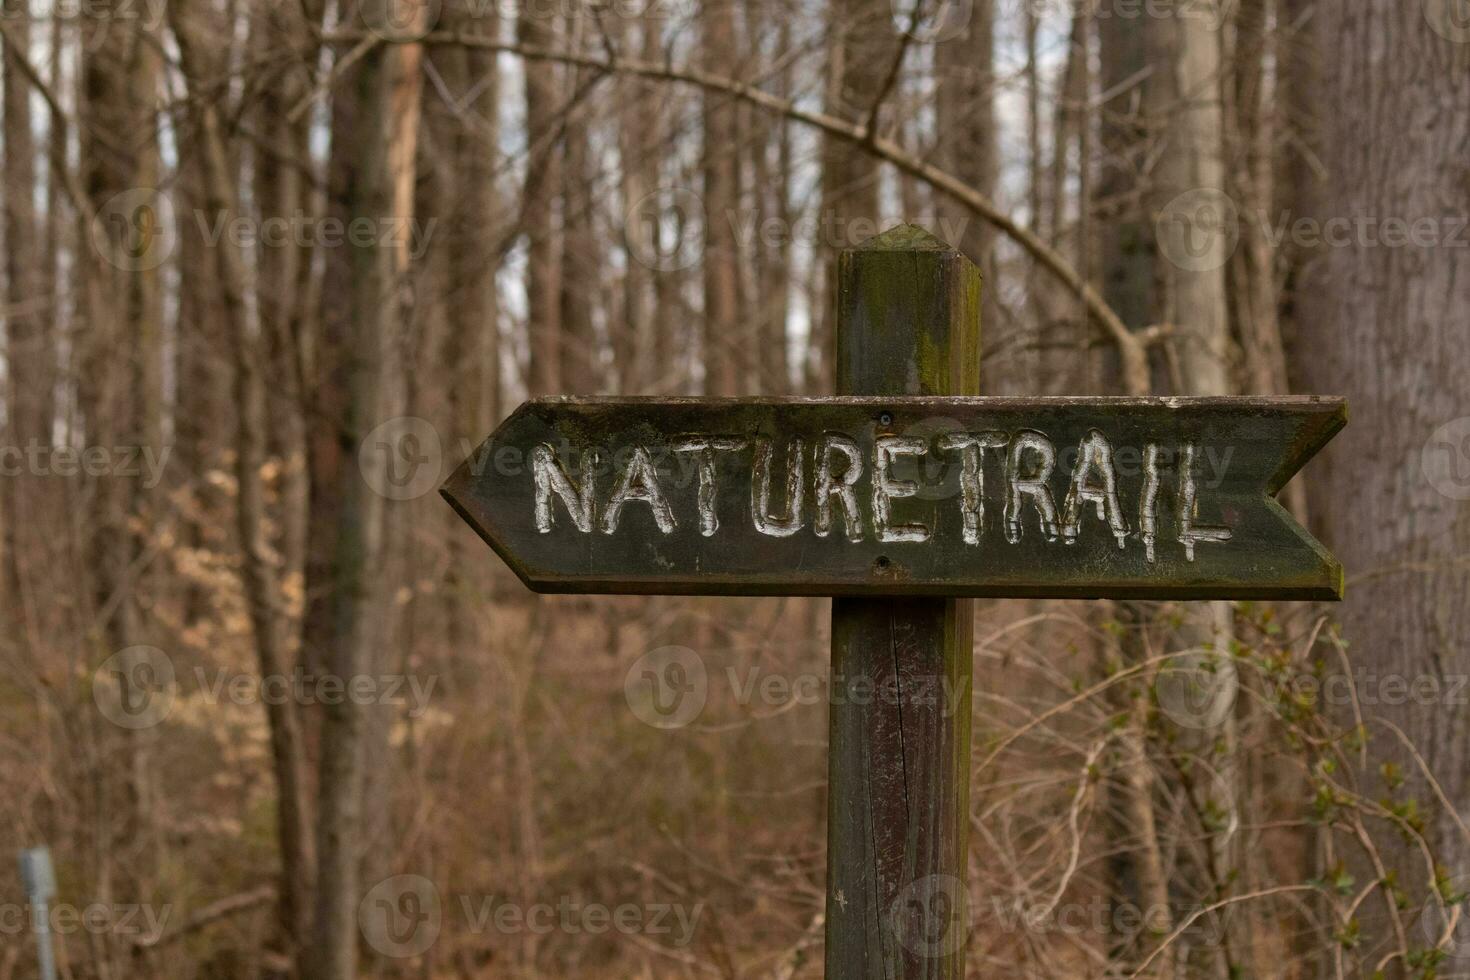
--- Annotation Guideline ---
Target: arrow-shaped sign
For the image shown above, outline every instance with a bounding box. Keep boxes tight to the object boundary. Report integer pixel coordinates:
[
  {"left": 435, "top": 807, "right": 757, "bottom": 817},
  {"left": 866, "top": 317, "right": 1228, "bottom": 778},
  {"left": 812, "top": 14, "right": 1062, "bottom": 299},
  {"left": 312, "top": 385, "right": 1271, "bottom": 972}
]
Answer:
[{"left": 442, "top": 395, "right": 1345, "bottom": 600}]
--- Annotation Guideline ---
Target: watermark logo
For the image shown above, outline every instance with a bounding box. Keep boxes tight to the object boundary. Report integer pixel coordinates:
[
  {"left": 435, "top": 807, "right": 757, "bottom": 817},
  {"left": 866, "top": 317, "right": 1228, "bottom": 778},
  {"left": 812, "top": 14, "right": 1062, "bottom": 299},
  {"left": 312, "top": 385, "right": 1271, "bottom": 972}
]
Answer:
[
  {"left": 93, "top": 188, "right": 177, "bottom": 272},
  {"left": 1426, "top": 0, "right": 1470, "bottom": 42},
  {"left": 478, "top": 0, "right": 695, "bottom": 18},
  {"left": 193, "top": 210, "right": 438, "bottom": 258},
  {"left": 898, "top": 416, "right": 968, "bottom": 502},
  {"left": 360, "top": 417, "right": 444, "bottom": 500},
  {"left": 357, "top": 878, "right": 704, "bottom": 955},
  {"left": 625, "top": 646, "right": 708, "bottom": 729},
  {"left": 1154, "top": 651, "right": 1237, "bottom": 730},
  {"left": 995, "top": 0, "right": 1233, "bottom": 28},
  {"left": 93, "top": 646, "right": 176, "bottom": 730},
  {"left": 0, "top": 441, "right": 171, "bottom": 486},
  {"left": 891, "top": 0, "right": 973, "bottom": 41},
  {"left": 624, "top": 648, "right": 969, "bottom": 728},
  {"left": 360, "top": 874, "right": 442, "bottom": 958},
  {"left": 1423, "top": 418, "right": 1470, "bottom": 501},
  {"left": 1285, "top": 669, "right": 1470, "bottom": 709},
  {"left": 21, "top": 0, "right": 170, "bottom": 32},
  {"left": 727, "top": 209, "right": 970, "bottom": 253},
  {"left": 94, "top": 647, "right": 440, "bottom": 729},
  {"left": 984, "top": 893, "right": 1230, "bottom": 943},
  {"left": 625, "top": 186, "right": 705, "bottom": 272},
  {"left": 888, "top": 874, "right": 970, "bottom": 958},
  {"left": 1155, "top": 188, "right": 1240, "bottom": 273},
  {"left": 1420, "top": 874, "right": 1470, "bottom": 962},
  {"left": 363, "top": 0, "right": 441, "bottom": 40},
  {"left": 0, "top": 901, "right": 171, "bottom": 942},
  {"left": 1262, "top": 211, "right": 1469, "bottom": 251},
  {"left": 625, "top": 197, "right": 974, "bottom": 271},
  {"left": 460, "top": 894, "right": 703, "bottom": 944}
]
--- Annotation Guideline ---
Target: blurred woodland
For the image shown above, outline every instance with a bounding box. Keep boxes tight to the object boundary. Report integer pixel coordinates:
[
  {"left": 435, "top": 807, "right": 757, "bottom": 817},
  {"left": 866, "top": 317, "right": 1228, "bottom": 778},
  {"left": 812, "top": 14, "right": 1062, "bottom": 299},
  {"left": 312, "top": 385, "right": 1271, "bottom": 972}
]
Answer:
[{"left": 0, "top": 0, "right": 1468, "bottom": 976}]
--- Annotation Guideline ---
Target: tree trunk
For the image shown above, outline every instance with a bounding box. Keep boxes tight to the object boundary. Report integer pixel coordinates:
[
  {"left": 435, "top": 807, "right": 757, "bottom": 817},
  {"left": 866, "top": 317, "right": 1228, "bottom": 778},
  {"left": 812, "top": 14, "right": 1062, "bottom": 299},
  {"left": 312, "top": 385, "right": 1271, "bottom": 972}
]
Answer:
[
  {"left": 1143, "top": 7, "right": 1240, "bottom": 976},
  {"left": 1295, "top": 0, "right": 1470, "bottom": 931},
  {"left": 79, "top": 1, "right": 164, "bottom": 931},
  {"left": 700, "top": 0, "right": 743, "bottom": 395},
  {"left": 307, "top": 0, "right": 423, "bottom": 972},
  {"left": 438, "top": 0, "right": 501, "bottom": 635},
  {"left": 3, "top": 0, "right": 42, "bottom": 636},
  {"left": 619, "top": 12, "right": 655, "bottom": 394},
  {"left": 750, "top": 6, "right": 791, "bottom": 395},
  {"left": 812, "top": 0, "right": 891, "bottom": 391},
  {"left": 935, "top": 0, "right": 998, "bottom": 386},
  {"left": 252, "top": 0, "right": 321, "bottom": 597},
  {"left": 560, "top": 115, "right": 598, "bottom": 392},
  {"left": 1145, "top": 2, "right": 1232, "bottom": 394},
  {"left": 168, "top": 0, "right": 318, "bottom": 964},
  {"left": 520, "top": 4, "right": 563, "bottom": 395}
]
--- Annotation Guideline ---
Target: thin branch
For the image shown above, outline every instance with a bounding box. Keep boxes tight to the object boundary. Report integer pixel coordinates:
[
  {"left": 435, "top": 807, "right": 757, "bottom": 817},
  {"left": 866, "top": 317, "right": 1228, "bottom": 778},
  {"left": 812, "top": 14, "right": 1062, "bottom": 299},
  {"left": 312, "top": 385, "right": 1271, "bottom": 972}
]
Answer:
[
  {"left": 1375, "top": 717, "right": 1470, "bottom": 854},
  {"left": 0, "top": 18, "right": 93, "bottom": 221},
  {"left": 862, "top": 1, "right": 921, "bottom": 142},
  {"left": 287, "top": 32, "right": 382, "bottom": 123},
  {"left": 1029, "top": 737, "right": 1106, "bottom": 923},
  {"left": 1127, "top": 885, "right": 1321, "bottom": 979},
  {"left": 133, "top": 887, "right": 277, "bottom": 948},
  {"left": 974, "top": 645, "right": 1213, "bottom": 777}
]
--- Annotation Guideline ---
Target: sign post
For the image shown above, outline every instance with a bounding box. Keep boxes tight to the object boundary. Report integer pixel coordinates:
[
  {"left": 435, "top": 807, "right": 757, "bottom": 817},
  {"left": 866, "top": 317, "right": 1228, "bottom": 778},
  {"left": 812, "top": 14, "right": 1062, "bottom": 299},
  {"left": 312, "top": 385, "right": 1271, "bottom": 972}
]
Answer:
[
  {"left": 441, "top": 225, "right": 1345, "bottom": 978},
  {"left": 824, "top": 226, "right": 977, "bottom": 978}
]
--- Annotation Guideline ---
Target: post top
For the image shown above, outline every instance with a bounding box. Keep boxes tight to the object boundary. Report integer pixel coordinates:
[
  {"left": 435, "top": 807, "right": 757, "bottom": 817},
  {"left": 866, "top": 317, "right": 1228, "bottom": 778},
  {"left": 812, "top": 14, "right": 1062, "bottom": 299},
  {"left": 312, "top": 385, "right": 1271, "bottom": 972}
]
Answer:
[{"left": 853, "top": 223, "right": 953, "bottom": 252}]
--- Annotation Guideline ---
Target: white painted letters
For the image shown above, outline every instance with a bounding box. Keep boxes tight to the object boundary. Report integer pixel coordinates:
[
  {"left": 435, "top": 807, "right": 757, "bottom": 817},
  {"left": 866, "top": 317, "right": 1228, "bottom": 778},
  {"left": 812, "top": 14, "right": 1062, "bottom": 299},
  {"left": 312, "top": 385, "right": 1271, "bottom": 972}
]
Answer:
[
  {"left": 602, "top": 446, "right": 676, "bottom": 534},
  {"left": 751, "top": 437, "right": 806, "bottom": 537},
  {"left": 1005, "top": 432, "right": 1060, "bottom": 544},
  {"left": 527, "top": 429, "right": 1234, "bottom": 562},
  {"left": 815, "top": 435, "right": 865, "bottom": 542},
  {"left": 938, "top": 432, "right": 1007, "bottom": 545},
  {"left": 533, "top": 443, "right": 596, "bottom": 533},
  {"left": 1177, "top": 444, "right": 1233, "bottom": 560},
  {"left": 1140, "top": 444, "right": 1163, "bottom": 562},
  {"left": 1061, "top": 429, "right": 1129, "bottom": 548},
  {"left": 873, "top": 436, "right": 930, "bottom": 543},
  {"left": 673, "top": 436, "right": 745, "bottom": 536}
]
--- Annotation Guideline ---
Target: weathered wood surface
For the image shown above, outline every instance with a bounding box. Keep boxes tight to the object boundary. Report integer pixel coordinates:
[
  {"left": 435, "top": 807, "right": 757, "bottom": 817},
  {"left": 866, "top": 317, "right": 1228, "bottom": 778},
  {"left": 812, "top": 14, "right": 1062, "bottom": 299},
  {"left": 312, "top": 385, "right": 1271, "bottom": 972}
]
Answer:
[
  {"left": 437, "top": 224, "right": 1348, "bottom": 979},
  {"left": 824, "top": 226, "right": 976, "bottom": 980},
  {"left": 441, "top": 394, "right": 1346, "bottom": 600}
]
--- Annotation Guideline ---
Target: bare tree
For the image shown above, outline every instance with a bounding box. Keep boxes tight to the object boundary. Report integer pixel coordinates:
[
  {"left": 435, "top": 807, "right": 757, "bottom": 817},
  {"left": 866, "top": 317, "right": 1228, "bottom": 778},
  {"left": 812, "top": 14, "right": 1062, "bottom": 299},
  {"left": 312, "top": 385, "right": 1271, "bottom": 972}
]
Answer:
[
  {"left": 700, "top": 0, "right": 743, "bottom": 395},
  {"left": 520, "top": 2, "right": 564, "bottom": 395},
  {"left": 3, "top": 0, "right": 42, "bottom": 632},
  {"left": 169, "top": 0, "right": 318, "bottom": 964},
  {"left": 1295, "top": 0, "right": 1470, "bottom": 943},
  {"left": 307, "top": 0, "right": 424, "bottom": 973},
  {"left": 813, "top": 0, "right": 893, "bottom": 390}
]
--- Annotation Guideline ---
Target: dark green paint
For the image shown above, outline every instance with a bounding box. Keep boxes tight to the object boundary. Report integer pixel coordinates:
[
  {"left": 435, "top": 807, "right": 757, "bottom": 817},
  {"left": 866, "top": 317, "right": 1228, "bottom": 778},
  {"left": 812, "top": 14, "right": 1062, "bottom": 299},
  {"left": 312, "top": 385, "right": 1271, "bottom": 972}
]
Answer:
[{"left": 440, "top": 395, "right": 1346, "bottom": 601}]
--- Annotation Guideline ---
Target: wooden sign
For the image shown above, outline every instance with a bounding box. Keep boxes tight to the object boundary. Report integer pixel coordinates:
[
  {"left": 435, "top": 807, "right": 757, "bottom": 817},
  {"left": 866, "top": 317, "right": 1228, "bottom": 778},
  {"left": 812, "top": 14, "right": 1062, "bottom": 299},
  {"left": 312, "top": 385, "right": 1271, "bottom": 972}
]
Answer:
[
  {"left": 444, "top": 226, "right": 1347, "bottom": 980},
  {"left": 441, "top": 394, "right": 1345, "bottom": 600}
]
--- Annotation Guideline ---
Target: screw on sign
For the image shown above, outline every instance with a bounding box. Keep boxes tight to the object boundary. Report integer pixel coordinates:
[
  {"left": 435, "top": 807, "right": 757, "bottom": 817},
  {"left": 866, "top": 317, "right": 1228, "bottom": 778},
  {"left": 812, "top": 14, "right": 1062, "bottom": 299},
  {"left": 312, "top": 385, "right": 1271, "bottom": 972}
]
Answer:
[{"left": 442, "top": 225, "right": 1346, "bottom": 979}]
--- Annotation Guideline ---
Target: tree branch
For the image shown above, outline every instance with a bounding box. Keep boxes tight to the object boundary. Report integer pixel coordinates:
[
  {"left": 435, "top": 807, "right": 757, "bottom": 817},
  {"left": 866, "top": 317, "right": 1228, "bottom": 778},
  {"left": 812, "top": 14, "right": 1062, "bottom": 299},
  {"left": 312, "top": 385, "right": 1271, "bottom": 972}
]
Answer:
[
  {"left": 322, "top": 29, "right": 1157, "bottom": 394},
  {"left": 0, "top": 18, "right": 94, "bottom": 223}
]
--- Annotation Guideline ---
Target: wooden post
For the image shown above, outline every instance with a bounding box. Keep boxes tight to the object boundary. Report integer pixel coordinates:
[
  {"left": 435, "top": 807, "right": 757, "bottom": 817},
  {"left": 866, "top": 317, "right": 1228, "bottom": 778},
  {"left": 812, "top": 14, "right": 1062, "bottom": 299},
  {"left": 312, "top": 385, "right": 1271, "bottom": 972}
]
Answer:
[
  {"left": 825, "top": 225, "right": 979, "bottom": 978},
  {"left": 444, "top": 224, "right": 1345, "bottom": 974}
]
